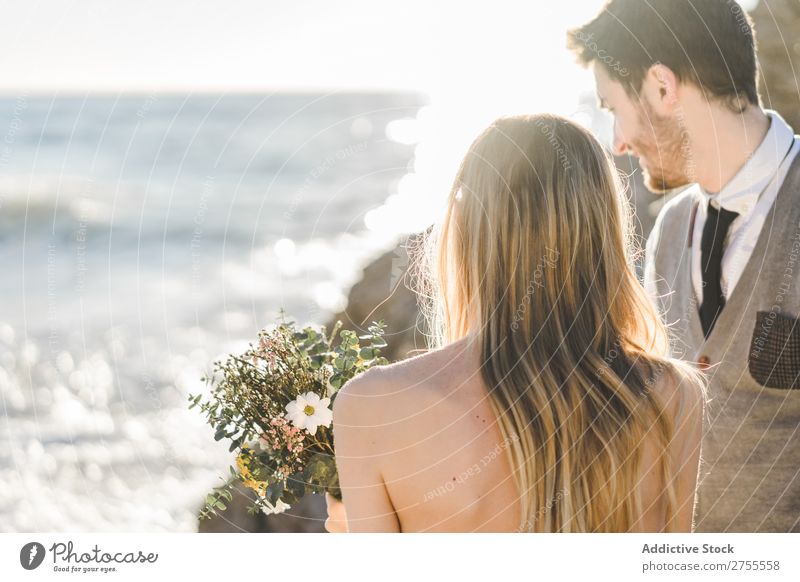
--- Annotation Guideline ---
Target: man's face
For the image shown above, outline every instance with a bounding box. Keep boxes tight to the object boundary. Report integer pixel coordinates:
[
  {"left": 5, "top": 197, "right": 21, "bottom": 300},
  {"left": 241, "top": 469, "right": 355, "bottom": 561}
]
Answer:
[{"left": 592, "top": 62, "right": 691, "bottom": 193}]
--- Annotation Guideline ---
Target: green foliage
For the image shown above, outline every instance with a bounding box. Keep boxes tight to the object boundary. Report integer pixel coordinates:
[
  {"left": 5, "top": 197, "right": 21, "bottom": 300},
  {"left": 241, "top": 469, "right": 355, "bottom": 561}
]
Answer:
[
  {"left": 198, "top": 485, "right": 234, "bottom": 521},
  {"left": 190, "top": 318, "right": 388, "bottom": 519}
]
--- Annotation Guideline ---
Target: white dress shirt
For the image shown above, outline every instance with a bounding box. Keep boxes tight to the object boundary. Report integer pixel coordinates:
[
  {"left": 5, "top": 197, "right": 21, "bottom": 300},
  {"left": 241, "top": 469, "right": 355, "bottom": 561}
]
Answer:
[{"left": 690, "top": 110, "right": 800, "bottom": 305}]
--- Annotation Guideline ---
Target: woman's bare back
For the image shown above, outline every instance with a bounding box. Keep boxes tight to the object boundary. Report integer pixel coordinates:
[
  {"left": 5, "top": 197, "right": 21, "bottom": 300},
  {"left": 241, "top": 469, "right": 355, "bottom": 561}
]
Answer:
[
  {"left": 359, "top": 337, "right": 701, "bottom": 532},
  {"left": 374, "top": 337, "right": 522, "bottom": 532}
]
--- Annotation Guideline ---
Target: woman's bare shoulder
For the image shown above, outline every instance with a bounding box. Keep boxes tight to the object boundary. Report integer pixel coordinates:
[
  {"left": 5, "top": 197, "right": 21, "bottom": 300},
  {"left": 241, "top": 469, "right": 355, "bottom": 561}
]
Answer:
[
  {"left": 332, "top": 365, "right": 391, "bottom": 423},
  {"left": 333, "top": 338, "right": 476, "bottom": 420},
  {"left": 649, "top": 357, "right": 708, "bottom": 426}
]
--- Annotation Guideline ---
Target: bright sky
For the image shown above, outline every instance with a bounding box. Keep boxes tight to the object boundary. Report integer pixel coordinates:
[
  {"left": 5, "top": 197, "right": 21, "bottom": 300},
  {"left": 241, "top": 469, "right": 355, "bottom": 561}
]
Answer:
[{"left": 0, "top": 0, "right": 604, "bottom": 94}]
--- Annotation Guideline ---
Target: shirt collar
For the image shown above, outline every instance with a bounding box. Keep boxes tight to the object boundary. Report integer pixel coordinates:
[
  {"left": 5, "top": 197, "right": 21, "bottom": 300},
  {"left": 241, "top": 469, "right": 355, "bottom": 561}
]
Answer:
[{"left": 700, "top": 109, "right": 796, "bottom": 215}]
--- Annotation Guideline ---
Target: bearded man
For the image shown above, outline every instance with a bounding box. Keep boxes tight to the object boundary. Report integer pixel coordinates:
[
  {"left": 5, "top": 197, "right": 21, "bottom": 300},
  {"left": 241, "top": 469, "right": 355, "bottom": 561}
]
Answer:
[{"left": 569, "top": 0, "right": 800, "bottom": 532}]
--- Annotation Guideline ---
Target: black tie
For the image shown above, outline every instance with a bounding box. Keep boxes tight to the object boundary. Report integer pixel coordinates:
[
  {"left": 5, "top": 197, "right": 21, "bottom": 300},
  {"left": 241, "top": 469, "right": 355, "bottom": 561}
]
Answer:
[{"left": 699, "top": 202, "right": 739, "bottom": 338}]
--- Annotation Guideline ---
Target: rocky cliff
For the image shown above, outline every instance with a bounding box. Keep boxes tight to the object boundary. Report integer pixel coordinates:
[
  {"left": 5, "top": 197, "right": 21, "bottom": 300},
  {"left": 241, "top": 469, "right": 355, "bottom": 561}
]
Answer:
[{"left": 752, "top": 0, "right": 800, "bottom": 129}]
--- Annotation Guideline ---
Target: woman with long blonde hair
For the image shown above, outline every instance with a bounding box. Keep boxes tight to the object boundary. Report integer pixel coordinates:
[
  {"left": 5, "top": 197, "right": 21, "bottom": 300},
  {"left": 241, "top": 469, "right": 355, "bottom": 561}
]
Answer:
[{"left": 328, "top": 114, "right": 706, "bottom": 533}]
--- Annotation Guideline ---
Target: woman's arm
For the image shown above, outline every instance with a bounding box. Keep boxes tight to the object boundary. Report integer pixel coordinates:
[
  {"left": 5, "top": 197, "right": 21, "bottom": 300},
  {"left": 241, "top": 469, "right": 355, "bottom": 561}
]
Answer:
[
  {"left": 659, "top": 362, "right": 707, "bottom": 532},
  {"left": 324, "top": 492, "right": 348, "bottom": 533},
  {"left": 331, "top": 369, "right": 401, "bottom": 532},
  {"left": 633, "top": 362, "right": 706, "bottom": 533}
]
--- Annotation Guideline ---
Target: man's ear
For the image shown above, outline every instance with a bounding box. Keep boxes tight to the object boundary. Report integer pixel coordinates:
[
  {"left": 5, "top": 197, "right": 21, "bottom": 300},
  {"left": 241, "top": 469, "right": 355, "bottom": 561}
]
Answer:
[{"left": 642, "top": 63, "right": 679, "bottom": 115}]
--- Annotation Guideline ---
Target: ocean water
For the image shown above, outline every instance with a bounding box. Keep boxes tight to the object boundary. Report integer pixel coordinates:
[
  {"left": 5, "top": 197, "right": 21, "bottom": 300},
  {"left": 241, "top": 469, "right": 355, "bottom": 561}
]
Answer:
[{"left": 0, "top": 92, "right": 424, "bottom": 531}]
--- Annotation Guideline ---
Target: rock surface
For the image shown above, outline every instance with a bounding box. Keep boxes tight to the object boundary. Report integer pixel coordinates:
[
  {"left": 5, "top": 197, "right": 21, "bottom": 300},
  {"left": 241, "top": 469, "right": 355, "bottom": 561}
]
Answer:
[
  {"left": 329, "top": 235, "right": 429, "bottom": 363},
  {"left": 752, "top": 0, "right": 800, "bottom": 129}
]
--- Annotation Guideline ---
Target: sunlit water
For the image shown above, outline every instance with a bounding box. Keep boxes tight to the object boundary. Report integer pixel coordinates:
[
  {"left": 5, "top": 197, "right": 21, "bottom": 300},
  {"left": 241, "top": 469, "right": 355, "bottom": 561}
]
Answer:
[{"left": 0, "top": 93, "right": 423, "bottom": 531}]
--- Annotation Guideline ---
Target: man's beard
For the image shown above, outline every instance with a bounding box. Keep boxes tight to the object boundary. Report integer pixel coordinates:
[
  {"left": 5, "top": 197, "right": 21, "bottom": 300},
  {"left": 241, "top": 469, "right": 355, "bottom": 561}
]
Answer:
[{"left": 630, "top": 99, "right": 693, "bottom": 193}]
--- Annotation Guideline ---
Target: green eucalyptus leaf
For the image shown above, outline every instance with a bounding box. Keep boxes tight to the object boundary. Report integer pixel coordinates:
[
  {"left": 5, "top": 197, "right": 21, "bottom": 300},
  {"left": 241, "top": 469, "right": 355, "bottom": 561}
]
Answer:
[{"left": 304, "top": 453, "right": 338, "bottom": 486}]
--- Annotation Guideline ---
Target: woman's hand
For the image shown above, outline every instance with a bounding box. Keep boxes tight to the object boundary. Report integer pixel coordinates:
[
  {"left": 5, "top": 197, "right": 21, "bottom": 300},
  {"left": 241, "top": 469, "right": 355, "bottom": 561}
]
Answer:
[{"left": 324, "top": 492, "right": 348, "bottom": 533}]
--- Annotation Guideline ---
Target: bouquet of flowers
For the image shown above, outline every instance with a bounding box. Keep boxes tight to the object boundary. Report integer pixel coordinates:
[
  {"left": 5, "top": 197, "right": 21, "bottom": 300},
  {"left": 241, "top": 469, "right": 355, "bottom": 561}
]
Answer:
[{"left": 189, "top": 317, "right": 389, "bottom": 519}]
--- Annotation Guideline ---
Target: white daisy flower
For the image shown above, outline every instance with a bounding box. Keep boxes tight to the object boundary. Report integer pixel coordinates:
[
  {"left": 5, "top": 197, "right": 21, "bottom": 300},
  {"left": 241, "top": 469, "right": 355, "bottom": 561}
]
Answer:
[{"left": 285, "top": 391, "right": 333, "bottom": 435}]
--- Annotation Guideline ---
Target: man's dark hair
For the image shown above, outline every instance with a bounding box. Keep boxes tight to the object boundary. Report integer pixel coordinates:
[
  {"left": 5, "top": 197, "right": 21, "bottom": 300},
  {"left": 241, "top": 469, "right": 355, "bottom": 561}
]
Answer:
[{"left": 567, "top": 0, "right": 760, "bottom": 112}]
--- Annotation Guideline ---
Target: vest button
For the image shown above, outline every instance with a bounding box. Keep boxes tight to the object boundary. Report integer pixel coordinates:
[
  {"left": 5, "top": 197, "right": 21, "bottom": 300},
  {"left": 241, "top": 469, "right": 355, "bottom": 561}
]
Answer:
[{"left": 697, "top": 355, "right": 710, "bottom": 370}]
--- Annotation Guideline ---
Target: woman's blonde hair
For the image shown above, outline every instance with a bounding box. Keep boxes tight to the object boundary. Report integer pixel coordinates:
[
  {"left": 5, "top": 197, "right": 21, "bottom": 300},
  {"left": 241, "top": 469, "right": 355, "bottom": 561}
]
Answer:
[{"left": 412, "top": 114, "right": 702, "bottom": 532}]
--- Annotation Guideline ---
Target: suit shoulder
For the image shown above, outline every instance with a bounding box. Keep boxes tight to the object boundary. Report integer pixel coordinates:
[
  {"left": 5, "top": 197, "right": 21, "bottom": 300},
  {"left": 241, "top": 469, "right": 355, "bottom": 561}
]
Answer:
[
  {"left": 646, "top": 186, "right": 699, "bottom": 255},
  {"left": 652, "top": 187, "right": 699, "bottom": 230}
]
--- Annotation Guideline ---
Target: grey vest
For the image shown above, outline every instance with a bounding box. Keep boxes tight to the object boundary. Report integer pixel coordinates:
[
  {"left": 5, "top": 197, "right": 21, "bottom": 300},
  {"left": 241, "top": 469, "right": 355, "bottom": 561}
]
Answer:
[{"left": 646, "top": 152, "right": 800, "bottom": 532}]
